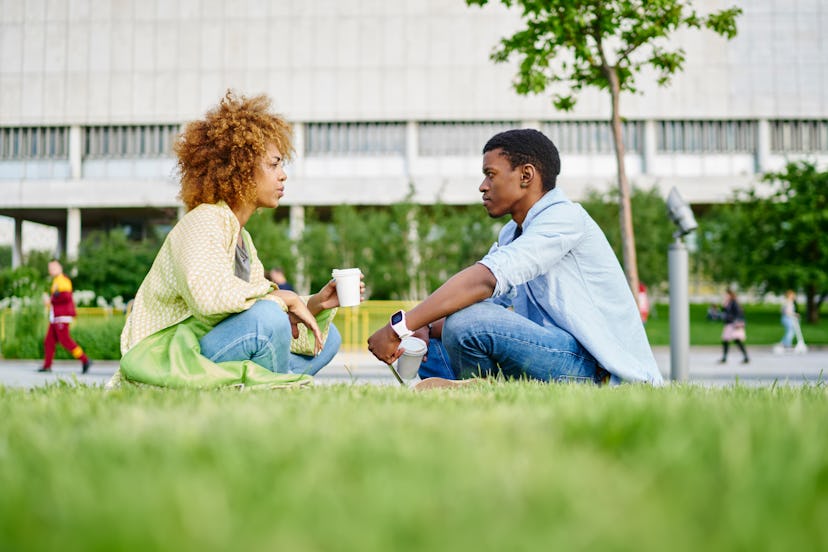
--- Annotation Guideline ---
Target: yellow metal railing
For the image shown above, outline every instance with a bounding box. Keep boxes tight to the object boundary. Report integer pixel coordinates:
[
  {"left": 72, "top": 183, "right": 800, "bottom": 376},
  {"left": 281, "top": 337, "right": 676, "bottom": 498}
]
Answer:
[
  {"left": 1, "top": 302, "right": 414, "bottom": 352},
  {"left": 334, "top": 300, "right": 419, "bottom": 351}
]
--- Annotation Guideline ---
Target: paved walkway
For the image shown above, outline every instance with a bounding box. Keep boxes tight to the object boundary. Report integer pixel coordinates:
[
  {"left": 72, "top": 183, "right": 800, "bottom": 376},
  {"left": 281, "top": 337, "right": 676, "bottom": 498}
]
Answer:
[{"left": 1, "top": 345, "right": 824, "bottom": 390}]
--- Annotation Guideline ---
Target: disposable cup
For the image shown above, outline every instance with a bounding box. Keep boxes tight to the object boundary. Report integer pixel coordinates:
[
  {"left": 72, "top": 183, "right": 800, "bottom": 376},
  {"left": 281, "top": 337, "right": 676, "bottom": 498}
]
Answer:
[
  {"left": 395, "top": 336, "right": 427, "bottom": 380},
  {"left": 331, "top": 268, "right": 362, "bottom": 307}
]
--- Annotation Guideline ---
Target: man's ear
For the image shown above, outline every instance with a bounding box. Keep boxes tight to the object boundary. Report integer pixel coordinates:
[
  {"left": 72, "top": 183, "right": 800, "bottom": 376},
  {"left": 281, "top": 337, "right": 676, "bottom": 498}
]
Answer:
[{"left": 520, "top": 164, "right": 536, "bottom": 188}]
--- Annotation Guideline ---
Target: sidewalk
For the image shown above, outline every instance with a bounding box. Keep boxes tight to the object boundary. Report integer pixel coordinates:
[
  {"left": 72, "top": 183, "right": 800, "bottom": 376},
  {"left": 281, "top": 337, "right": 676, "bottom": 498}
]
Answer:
[{"left": 1, "top": 345, "right": 824, "bottom": 390}]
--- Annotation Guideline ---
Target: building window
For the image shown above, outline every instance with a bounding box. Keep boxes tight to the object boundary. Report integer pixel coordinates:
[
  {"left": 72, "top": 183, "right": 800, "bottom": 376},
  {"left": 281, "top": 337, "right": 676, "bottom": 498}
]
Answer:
[
  {"left": 305, "top": 122, "right": 406, "bottom": 156},
  {"left": 0, "top": 127, "right": 69, "bottom": 160},
  {"left": 657, "top": 120, "right": 756, "bottom": 153},
  {"left": 771, "top": 120, "right": 828, "bottom": 153},
  {"left": 418, "top": 122, "right": 520, "bottom": 156},
  {"left": 83, "top": 124, "right": 179, "bottom": 159},
  {"left": 541, "top": 121, "right": 643, "bottom": 154}
]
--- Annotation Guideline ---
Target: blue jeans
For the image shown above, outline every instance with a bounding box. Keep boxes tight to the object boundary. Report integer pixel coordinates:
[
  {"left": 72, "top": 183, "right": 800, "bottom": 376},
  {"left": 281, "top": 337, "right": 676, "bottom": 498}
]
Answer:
[
  {"left": 781, "top": 315, "right": 795, "bottom": 347},
  {"left": 199, "top": 300, "right": 341, "bottom": 375},
  {"left": 419, "top": 301, "right": 605, "bottom": 384}
]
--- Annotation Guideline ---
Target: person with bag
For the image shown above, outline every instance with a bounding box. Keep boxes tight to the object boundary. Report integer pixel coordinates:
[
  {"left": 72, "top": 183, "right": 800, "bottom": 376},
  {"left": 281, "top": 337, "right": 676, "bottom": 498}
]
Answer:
[
  {"left": 110, "top": 91, "right": 361, "bottom": 390},
  {"left": 719, "top": 288, "right": 749, "bottom": 364}
]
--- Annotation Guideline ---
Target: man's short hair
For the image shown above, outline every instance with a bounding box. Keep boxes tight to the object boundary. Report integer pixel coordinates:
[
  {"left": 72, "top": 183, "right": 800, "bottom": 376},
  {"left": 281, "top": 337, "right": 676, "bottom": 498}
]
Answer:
[{"left": 483, "top": 129, "right": 561, "bottom": 191}]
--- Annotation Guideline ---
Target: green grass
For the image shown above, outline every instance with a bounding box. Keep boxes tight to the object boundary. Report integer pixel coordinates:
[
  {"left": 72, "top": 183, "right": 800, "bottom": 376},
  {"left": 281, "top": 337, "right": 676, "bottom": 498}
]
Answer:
[
  {"left": 644, "top": 303, "right": 828, "bottom": 346},
  {"left": 1, "top": 382, "right": 826, "bottom": 551}
]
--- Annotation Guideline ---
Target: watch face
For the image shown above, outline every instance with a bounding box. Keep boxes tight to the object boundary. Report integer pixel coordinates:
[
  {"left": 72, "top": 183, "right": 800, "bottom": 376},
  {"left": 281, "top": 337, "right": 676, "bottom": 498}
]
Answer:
[{"left": 391, "top": 311, "right": 403, "bottom": 325}]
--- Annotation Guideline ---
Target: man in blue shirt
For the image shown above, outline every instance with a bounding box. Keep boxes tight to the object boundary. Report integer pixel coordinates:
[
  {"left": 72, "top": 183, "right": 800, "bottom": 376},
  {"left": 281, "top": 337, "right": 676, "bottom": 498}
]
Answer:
[{"left": 367, "top": 129, "right": 662, "bottom": 386}]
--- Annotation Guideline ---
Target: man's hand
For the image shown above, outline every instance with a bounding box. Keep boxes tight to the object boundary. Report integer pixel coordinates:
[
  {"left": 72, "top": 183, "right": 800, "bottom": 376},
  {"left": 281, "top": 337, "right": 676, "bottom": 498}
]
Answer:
[
  {"left": 367, "top": 264, "right": 495, "bottom": 365},
  {"left": 367, "top": 324, "right": 403, "bottom": 365}
]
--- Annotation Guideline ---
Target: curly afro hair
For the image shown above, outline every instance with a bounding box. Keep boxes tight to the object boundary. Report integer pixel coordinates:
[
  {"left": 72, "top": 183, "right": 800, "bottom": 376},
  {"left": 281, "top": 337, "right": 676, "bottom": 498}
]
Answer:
[{"left": 175, "top": 90, "right": 294, "bottom": 211}]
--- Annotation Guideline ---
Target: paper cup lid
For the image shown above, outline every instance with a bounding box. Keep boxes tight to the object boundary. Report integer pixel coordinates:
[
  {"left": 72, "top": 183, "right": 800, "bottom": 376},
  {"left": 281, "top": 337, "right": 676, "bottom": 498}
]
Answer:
[{"left": 400, "top": 336, "right": 427, "bottom": 355}]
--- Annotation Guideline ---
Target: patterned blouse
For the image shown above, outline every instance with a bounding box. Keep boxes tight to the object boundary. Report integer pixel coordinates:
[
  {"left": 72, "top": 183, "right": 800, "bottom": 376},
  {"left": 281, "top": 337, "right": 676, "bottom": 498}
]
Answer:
[{"left": 120, "top": 201, "right": 289, "bottom": 354}]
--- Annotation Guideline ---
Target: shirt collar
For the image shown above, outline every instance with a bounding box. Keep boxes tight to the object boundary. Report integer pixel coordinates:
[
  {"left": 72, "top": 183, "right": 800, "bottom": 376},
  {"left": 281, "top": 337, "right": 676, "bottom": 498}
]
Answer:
[{"left": 522, "top": 187, "right": 569, "bottom": 229}]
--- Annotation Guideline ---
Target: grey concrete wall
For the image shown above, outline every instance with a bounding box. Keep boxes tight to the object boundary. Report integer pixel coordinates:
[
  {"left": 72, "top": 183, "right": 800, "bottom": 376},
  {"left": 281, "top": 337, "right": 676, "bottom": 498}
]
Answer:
[{"left": 1, "top": 0, "right": 826, "bottom": 125}]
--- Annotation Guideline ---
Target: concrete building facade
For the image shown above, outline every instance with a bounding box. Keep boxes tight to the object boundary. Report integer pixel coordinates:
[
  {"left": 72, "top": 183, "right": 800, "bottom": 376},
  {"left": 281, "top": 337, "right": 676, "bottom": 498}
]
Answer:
[{"left": 1, "top": 0, "right": 827, "bottom": 264}]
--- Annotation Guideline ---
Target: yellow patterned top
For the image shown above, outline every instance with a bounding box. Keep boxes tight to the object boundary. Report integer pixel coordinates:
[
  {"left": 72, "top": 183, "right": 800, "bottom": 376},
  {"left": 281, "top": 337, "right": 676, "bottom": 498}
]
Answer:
[{"left": 121, "top": 201, "right": 313, "bottom": 355}]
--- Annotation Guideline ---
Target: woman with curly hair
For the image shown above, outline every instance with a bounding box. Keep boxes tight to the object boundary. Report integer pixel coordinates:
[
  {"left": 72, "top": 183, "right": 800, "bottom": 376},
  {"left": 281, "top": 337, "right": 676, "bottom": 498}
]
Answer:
[{"left": 111, "top": 91, "right": 355, "bottom": 389}]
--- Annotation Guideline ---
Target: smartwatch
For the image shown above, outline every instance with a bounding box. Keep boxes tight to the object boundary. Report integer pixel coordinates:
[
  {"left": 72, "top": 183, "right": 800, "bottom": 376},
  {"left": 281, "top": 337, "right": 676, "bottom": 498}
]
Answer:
[{"left": 390, "top": 310, "right": 414, "bottom": 340}]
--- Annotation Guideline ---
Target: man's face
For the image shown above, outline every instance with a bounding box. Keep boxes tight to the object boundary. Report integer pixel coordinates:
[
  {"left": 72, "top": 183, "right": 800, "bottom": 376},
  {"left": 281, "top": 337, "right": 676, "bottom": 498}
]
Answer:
[{"left": 479, "top": 148, "right": 523, "bottom": 219}]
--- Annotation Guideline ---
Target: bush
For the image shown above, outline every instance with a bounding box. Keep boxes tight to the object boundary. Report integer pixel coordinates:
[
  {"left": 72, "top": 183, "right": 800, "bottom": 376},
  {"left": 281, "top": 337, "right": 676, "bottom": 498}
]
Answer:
[
  {"left": 51, "top": 316, "right": 125, "bottom": 360},
  {"left": 73, "top": 230, "right": 161, "bottom": 302},
  {"left": 0, "top": 300, "right": 48, "bottom": 359},
  {"left": 0, "top": 308, "right": 124, "bottom": 361}
]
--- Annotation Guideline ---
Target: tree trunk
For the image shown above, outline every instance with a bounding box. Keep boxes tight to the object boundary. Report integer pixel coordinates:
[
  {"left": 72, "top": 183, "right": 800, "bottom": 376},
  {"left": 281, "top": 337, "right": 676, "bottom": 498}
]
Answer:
[
  {"left": 806, "top": 282, "right": 820, "bottom": 324},
  {"left": 606, "top": 66, "right": 640, "bottom": 303}
]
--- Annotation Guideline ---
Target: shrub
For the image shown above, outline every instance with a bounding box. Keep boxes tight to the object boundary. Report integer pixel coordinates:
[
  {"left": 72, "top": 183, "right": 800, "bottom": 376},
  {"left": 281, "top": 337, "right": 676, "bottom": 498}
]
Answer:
[
  {"left": 0, "top": 300, "right": 48, "bottom": 359},
  {"left": 0, "top": 307, "right": 124, "bottom": 361}
]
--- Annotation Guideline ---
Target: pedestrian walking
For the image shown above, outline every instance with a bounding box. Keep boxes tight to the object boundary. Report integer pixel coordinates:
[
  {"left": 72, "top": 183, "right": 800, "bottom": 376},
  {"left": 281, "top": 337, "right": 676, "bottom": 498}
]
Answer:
[
  {"left": 719, "top": 288, "right": 749, "bottom": 364},
  {"left": 39, "top": 259, "right": 91, "bottom": 373}
]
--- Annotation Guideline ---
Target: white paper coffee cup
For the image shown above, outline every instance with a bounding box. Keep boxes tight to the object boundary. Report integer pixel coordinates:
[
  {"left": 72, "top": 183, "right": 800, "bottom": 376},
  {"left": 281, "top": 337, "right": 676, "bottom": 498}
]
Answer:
[
  {"left": 395, "top": 336, "right": 427, "bottom": 380},
  {"left": 331, "top": 268, "right": 362, "bottom": 307}
]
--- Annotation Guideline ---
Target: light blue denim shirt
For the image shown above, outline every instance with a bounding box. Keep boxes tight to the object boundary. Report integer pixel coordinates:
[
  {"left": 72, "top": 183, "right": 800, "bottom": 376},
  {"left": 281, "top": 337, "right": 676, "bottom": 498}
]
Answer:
[{"left": 478, "top": 188, "right": 663, "bottom": 385}]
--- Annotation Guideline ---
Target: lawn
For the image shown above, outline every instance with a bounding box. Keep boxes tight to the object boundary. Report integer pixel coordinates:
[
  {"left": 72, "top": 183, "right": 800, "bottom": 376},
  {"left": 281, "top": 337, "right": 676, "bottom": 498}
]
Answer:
[
  {"left": 1, "top": 382, "right": 826, "bottom": 551},
  {"left": 644, "top": 303, "right": 828, "bottom": 346}
]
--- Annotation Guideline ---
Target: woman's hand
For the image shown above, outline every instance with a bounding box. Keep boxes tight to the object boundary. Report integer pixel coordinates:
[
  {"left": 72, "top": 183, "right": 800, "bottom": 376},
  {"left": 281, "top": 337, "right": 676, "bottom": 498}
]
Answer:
[
  {"left": 271, "top": 289, "right": 323, "bottom": 356},
  {"left": 307, "top": 274, "right": 366, "bottom": 315}
]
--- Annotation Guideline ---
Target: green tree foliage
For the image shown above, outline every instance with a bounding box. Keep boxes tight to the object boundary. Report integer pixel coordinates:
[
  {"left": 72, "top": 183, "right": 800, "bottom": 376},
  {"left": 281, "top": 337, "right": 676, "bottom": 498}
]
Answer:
[
  {"left": 465, "top": 0, "right": 741, "bottom": 300},
  {"left": 698, "top": 161, "right": 828, "bottom": 323},
  {"left": 298, "top": 204, "right": 416, "bottom": 299},
  {"left": 0, "top": 245, "right": 11, "bottom": 269},
  {"left": 242, "top": 204, "right": 501, "bottom": 301},
  {"left": 244, "top": 210, "right": 297, "bottom": 282},
  {"left": 580, "top": 186, "right": 674, "bottom": 286},
  {"left": 417, "top": 204, "right": 502, "bottom": 294},
  {"left": 73, "top": 230, "right": 161, "bottom": 301},
  {"left": 0, "top": 249, "right": 52, "bottom": 299},
  {"left": 0, "top": 266, "right": 44, "bottom": 299}
]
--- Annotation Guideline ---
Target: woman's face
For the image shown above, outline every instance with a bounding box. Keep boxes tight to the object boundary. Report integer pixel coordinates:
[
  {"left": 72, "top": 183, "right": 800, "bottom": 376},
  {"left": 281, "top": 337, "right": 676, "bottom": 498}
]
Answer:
[{"left": 252, "top": 143, "right": 287, "bottom": 209}]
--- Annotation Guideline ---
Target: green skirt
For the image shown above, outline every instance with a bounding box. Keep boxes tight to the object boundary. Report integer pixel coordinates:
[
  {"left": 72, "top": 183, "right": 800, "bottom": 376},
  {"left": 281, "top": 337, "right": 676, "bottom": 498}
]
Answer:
[{"left": 115, "top": 317, "right": 313, "bottom": 390}]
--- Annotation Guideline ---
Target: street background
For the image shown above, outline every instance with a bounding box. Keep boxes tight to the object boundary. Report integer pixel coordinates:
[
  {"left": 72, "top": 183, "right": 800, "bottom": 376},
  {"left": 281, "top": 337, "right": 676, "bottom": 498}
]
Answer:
[{"left": 2, "top": 345, "right": 823, "bottom": 390}]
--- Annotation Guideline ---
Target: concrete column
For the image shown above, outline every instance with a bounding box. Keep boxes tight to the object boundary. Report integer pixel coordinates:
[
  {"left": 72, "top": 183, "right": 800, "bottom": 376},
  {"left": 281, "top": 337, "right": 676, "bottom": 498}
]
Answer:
[
  {"left": 66, "top": 208, "right": 82, "bottom": 261},
  {"left": 289, "top": 205, "right": 306, "bottom": 294},
  {"left": 69, "top": 125, "right": 82, "bottom": 180},
  {"left": 12, "top": 218, "right": 23, "bottom": 268},
  {"left": 755, "top": 118, "right": 770, "bottom": 174},
  {"left": 642, "top": 119, "right": 657, "bottom": 175}
]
